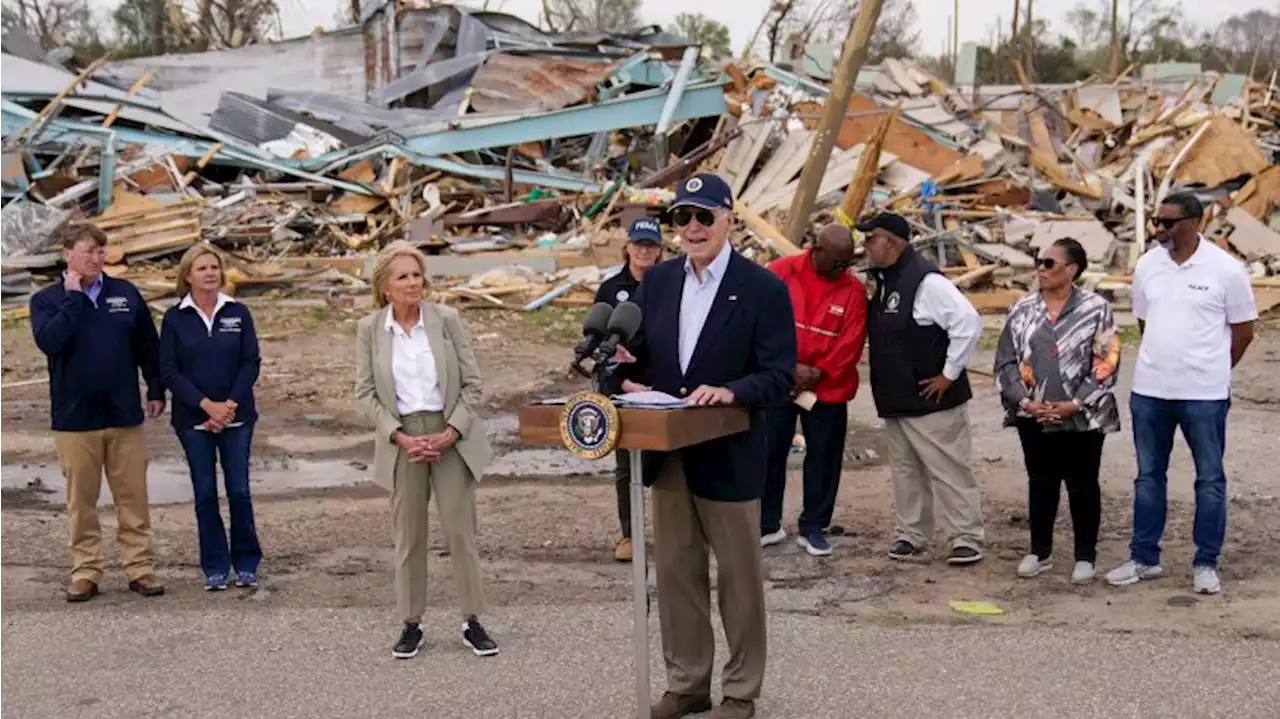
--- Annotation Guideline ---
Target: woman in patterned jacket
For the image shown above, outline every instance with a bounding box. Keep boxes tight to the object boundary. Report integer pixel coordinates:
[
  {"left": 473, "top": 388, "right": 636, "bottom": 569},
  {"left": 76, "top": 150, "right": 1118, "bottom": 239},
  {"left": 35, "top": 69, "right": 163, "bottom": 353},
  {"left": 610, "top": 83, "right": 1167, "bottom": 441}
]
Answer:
[{"left": 994, "top": 238, "right": 1121, "bottom": 584}]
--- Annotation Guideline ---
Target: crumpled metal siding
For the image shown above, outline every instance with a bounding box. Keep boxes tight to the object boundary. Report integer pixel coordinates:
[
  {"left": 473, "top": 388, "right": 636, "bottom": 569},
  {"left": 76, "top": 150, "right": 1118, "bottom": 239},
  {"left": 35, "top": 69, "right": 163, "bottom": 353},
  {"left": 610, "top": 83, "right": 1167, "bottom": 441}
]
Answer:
[{"left": 465, "top": 53, "right": 614, "bottom": 115}]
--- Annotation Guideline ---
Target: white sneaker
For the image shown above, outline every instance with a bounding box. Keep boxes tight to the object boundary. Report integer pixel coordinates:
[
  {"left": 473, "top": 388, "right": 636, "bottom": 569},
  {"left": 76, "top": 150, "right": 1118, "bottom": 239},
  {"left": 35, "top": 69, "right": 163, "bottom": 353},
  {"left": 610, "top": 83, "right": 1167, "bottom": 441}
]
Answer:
[
  {"left": 1071, "top": 561, "right": 1096, "bottom": 584},
  {"left": 1193, "top": 566, "right": 1221, "bottom": 595},
  {"left": 1016, "top": 554, "right": 1052, "bottom": 578},
  {"left": 761, "top": 529, "right": 787, "bottom": 547},
  {"left": 1106, "top": 560, "right": 1164, "bottom": 586}
]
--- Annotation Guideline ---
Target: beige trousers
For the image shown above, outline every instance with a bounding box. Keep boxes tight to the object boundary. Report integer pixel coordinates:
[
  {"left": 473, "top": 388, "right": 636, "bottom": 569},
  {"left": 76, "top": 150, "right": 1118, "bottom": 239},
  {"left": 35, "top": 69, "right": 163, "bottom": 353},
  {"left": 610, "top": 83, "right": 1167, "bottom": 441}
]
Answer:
[
  {"left": 883, "top": 402, "right": 985, "bottom": 551},
  {"left": 53, "top": 426, "right": 155, "bottom": 583},
  {"left": 392, "top": 411, "right": 485, "bottom": 620},
  {"left": 652, "top": 455, "right": 767, "bottom": 701}
]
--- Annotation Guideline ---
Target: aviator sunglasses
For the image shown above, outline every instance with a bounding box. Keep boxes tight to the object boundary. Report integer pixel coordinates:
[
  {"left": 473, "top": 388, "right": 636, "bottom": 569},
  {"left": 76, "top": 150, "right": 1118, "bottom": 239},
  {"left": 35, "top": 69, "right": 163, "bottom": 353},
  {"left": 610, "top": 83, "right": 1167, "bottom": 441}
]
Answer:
[
  {"left": 671, "top": 207, "right": 717, "bottom": 227},
  {"left": 1035, "top": 257, "right": 1064, "bottom": 270}
]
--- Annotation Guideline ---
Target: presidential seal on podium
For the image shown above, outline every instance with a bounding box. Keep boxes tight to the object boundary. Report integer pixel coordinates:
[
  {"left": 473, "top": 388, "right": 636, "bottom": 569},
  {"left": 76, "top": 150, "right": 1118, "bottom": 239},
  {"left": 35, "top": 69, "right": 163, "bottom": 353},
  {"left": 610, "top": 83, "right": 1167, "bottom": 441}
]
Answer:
[{"left": 559, "top": 391, "right": 620, "bottom": 459}]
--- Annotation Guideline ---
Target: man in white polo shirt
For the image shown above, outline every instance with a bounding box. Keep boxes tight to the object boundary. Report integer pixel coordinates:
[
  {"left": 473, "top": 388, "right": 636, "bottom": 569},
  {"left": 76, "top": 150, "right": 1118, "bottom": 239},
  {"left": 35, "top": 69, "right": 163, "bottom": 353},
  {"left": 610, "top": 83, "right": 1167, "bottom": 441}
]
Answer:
[{"left": 1106, "top": 193, "right": 1257, "bottom": 595}]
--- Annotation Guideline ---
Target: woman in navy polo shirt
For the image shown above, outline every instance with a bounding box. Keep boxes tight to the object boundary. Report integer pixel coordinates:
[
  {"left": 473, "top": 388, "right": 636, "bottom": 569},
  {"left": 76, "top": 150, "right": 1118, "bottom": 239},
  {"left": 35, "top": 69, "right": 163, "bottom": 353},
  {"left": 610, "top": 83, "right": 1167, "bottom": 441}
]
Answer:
[{"left": 159, "top": 245, "right": 262, "bottom": 591}]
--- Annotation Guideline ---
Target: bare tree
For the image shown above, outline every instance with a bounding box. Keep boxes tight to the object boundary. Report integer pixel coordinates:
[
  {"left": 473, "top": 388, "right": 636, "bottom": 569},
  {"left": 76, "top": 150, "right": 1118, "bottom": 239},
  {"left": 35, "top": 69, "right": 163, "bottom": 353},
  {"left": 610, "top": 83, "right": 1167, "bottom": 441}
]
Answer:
[
  {"left": 165, "top": 0, "right": 282, "bottom": 49},
  {"left": 1, "top": 0, "right": 101, "bottom": 50},
  {"left": 541, "top": 0, "right": 642, "bottom": 33}
]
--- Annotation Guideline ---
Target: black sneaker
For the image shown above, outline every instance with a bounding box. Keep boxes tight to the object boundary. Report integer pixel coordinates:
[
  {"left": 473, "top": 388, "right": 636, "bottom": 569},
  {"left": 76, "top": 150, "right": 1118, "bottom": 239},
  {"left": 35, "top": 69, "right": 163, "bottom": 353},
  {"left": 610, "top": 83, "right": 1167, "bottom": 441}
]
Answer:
[
  {"left": 462, "top": 619, "right": 499, "bottom": 657},
  {"left": 947, "top": 546, "right": 984, "bottom": 565},
  {"left": 392, "top": 622, "right": 424, "bottom": 659},
  {"left": 888, "top": 540, "right": 927, "bottom": 561}
]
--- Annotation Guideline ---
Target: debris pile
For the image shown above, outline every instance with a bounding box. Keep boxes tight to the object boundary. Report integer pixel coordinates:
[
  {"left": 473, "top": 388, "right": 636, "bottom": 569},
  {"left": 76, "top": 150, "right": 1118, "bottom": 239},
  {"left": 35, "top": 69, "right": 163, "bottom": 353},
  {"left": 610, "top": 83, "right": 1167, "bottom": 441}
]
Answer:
[{"left": 3, "top": 7, "right": 1279, "bottom": 318}]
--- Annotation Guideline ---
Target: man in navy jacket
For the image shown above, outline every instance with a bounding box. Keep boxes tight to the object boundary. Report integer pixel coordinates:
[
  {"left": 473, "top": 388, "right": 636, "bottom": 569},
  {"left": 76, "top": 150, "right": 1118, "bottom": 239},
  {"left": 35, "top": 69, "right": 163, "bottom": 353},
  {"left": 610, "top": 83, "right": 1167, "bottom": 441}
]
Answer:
[
  {"left": 618, "top": 174, "right": 795, "bottom": 719},
  {"left": 29, "top": 225, "right": 166, "bottom": 601}
]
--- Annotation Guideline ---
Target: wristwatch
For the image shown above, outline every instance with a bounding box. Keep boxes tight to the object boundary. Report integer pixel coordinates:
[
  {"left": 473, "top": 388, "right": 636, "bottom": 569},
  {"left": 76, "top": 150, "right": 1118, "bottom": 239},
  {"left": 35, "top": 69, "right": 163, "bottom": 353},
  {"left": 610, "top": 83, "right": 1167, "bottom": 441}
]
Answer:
[{"left": 1071, "top": 398, "right": 1082, "bottom": 409}]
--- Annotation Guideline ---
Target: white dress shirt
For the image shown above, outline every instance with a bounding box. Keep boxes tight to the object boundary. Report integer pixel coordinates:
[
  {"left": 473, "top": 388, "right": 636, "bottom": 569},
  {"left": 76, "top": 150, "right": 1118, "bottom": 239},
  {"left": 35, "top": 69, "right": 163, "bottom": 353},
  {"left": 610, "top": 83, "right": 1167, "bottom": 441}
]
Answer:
[
  {"left": 1132, "top": 236, "right": 1257, "bottom": 400},
  {"left": 912, "top": 273, "right": 982, "bottom": 381},
  {"left": 678, "top": 240, "right": 734, "bottom": 373},
  {"left": 179, "top": 292, "right": 236, "bottom": 336},
  {"left": 385, "top": 308, "right": 445, "bottom": 415}
]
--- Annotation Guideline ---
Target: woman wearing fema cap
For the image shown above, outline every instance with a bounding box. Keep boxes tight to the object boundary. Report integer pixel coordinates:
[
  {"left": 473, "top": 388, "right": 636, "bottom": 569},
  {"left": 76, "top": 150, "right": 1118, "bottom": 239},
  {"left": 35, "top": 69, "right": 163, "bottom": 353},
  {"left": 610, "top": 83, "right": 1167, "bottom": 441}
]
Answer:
[
  {"left": 594, "top": 216, "right": 664, "bottom": 563},
  {"left": 353, "top": 241, "right": 498, "bottom": 660}
]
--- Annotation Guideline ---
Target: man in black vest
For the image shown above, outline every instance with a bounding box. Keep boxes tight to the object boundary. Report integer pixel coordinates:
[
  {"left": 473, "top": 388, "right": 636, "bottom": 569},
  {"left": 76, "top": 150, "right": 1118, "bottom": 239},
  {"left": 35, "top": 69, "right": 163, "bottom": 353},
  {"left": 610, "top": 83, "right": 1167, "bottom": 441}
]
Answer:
[{"left": 858, "top": 213, "right": 986, "bottom": 565}]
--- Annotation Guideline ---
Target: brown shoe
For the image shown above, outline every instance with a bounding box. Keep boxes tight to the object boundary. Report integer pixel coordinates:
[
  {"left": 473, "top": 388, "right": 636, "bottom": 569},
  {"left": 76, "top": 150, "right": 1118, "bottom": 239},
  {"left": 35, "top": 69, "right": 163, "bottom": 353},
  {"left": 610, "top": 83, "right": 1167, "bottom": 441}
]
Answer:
[
  {"left": 651, "top": 692, "right": 712, "bottom": 719},
  {"left": 66, "top": 579, "right": 99, "bottom": 602},
  {"left": 127, "top": 575, "right": 165, "bottom": 597},
  {"left": 710, "top": 698, "right": 756, "bottom": 719},
  {"left": 614, "top": 537, "right": 634, "bottom": 563}
]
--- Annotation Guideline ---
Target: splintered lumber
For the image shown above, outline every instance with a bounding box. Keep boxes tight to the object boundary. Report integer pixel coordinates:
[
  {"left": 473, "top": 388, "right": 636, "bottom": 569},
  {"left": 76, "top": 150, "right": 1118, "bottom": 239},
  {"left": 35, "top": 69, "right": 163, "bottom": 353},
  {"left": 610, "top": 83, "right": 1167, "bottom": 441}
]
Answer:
[
  {"left": 783, "top": 0, "right": 888, "bottom": 244},
  {"left": 77, "top": 198, "right": 202, "bottom": 264},
  {"left": 735, "top": 201, "right": 802, "bottom": 256},
  {"left": 180, "top": 143, "right": 223, "bottom": 187},
  {"left": 837, "top": 103, "right": 899, "bottom": 227}
]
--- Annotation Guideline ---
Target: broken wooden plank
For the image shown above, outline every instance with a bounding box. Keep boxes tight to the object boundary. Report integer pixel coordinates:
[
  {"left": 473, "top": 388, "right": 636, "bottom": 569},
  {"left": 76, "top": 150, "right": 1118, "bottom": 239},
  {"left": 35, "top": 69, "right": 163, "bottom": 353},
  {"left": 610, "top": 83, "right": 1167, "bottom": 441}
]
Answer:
[
  {"left": 735, "top": 201, "right": 802, "bottom": 256},
  {"left": 740, "top": 128, "right": 813, "bottom": 206}
]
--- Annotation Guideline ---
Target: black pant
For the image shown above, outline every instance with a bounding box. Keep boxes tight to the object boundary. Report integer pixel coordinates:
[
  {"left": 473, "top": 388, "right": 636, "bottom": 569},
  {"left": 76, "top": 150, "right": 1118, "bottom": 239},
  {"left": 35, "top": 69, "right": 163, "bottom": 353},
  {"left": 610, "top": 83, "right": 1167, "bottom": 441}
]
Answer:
[
  {"left": 762, "top": 401, "right": 848, "bottom": 535},
  {"left": 615, "top": 449, "right": 632, "bottom": 539},
  {"left": 1015, "top": 420, "right": 1105, "bottom": 562}
]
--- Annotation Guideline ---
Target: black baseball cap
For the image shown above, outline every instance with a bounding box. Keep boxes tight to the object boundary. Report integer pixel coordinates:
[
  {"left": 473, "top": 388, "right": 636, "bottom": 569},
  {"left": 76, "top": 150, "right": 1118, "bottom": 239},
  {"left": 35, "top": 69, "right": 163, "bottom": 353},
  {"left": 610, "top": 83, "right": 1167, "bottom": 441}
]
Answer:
[
  {"left": 671, "top": 173, "right": 734, "bottom": 211},
  {"left": 855, "top": 212, "right": 912, "bottom": 241}
]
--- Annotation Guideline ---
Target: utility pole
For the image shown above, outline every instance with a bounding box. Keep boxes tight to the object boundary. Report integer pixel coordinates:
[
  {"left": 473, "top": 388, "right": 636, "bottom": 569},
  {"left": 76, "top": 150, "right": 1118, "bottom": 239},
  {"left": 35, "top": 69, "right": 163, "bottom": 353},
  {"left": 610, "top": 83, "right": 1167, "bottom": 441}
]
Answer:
[
  {"left": 1025, "top": 0, "right": 1035, "bottom": 82},
  {"left": 953, "top": 0, "right": 960, "bottom": 73},
  {"left": 1108, "top": 0, "right": 1120, "bottom": 78},
  {"left": 1012, "top": 0, "right": 1020, "bottom": 38},
  {"left": 781, "top": 0, "right": 887, "bottom": 245}
]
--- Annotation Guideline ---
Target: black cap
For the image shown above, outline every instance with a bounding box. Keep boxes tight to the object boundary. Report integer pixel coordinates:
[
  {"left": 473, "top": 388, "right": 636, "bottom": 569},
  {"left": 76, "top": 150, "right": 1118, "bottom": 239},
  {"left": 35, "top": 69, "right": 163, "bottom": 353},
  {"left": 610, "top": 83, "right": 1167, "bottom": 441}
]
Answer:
[{"left": 855, "top": 212, "right": 912, "bottom": 241}]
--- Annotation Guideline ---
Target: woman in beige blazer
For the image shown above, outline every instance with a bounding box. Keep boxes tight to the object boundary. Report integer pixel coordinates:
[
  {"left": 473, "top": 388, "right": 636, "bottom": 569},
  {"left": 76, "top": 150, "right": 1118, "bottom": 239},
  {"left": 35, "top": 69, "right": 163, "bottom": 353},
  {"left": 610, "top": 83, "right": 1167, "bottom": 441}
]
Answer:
[{"left": 354, "top": 241, "right": 497, "bottom": 660}]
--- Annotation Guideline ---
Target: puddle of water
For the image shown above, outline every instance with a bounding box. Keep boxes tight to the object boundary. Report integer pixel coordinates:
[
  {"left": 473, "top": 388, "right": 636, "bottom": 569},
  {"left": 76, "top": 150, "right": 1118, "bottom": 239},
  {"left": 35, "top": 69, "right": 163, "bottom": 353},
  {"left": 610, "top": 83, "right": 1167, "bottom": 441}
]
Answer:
[
  {"left": 0, "top": 412, "right": 615, "bottom": 507},
  {"left": 1, "top": 457, "right": 369, "bottom": 507}
]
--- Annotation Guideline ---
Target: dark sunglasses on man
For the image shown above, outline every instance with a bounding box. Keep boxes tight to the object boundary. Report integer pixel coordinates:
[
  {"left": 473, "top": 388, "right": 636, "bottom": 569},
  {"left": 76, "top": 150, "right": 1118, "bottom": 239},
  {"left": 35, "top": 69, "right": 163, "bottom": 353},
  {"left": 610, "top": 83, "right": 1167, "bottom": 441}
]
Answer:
[
  {"left": 671, "top": 207, "right": 717, "bottom": 228},
  {"left": 1150, "top": 216, "right": 1189, "bottom": 229},
  {"left": 1035, "top": 257, "right": 1065, "bottom": 270}
]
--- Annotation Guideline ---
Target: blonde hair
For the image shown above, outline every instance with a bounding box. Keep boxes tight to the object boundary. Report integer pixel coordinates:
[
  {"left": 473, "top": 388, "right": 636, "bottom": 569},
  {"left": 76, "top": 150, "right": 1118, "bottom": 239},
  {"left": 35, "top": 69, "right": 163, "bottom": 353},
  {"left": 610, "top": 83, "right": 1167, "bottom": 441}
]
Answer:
[
  {"left": 174, "top": 244, "right": 225, "bottom": 298},
  {"left": 371, "top": 241, "right": 431, "bottom": 308}
]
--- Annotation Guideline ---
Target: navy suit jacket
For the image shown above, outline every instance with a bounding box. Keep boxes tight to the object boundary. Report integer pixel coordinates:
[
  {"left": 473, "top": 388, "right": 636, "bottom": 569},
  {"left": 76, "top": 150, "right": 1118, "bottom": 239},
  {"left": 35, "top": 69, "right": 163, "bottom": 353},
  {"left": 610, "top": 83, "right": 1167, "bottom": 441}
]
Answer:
[{"left": 620, "top": 250, "right": 796, "bottom": 501}]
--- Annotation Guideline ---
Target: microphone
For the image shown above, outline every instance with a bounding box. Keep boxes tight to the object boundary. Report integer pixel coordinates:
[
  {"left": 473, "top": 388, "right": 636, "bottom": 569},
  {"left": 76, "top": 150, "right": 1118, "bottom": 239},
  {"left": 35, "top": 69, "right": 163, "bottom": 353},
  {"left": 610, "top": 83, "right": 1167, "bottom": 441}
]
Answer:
[
  {"left": 591, "top": 301, "right": 643, "bottom": 366},
  {"left": 571, "top": 302, "right": 615, "bottom": 371}
]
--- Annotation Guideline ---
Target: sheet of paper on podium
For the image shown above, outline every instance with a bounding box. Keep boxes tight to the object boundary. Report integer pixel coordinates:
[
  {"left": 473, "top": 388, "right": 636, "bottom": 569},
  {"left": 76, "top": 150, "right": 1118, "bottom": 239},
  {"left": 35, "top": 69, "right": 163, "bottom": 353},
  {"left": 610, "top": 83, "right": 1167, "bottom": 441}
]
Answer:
[{"left": 611, "top": 390, "right": 689, "bottom": 408}]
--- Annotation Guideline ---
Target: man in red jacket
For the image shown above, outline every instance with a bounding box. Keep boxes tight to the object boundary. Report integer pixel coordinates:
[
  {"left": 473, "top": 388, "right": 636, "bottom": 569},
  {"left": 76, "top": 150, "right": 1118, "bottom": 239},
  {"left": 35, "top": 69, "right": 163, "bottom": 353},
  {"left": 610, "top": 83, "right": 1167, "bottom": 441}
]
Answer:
[{"left": 762, "top": 224, "right": 867, "bottom": 556}]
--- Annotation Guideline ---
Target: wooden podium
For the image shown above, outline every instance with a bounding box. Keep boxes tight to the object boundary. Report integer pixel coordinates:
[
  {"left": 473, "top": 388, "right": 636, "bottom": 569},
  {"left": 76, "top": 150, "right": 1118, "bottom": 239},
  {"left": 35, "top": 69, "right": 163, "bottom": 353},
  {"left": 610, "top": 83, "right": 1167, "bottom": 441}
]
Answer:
[{"left": 519, "top": 403, "right": 750, "bottom": 719}]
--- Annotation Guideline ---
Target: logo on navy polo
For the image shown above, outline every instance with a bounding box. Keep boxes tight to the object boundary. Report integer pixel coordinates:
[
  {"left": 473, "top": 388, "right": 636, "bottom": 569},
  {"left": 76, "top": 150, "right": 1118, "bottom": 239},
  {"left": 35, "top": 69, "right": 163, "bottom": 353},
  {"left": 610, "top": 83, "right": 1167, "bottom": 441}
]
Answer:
[
  {"left": 104, "top": 296, "right": 130, "bottom": 313},
  {"left": 218, "top": 316, "right": 242, "bottom": 332},
  {"left": 616, "top": 289, "right": 630, "bottom": 302}
]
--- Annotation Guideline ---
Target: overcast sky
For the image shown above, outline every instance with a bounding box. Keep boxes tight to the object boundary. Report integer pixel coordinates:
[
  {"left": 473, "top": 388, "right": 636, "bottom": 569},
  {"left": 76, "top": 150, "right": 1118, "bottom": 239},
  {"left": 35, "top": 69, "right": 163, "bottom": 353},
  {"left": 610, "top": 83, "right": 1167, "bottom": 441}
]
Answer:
[{"left": 268, "top": 0, "right": 1276, "bottom": 58}]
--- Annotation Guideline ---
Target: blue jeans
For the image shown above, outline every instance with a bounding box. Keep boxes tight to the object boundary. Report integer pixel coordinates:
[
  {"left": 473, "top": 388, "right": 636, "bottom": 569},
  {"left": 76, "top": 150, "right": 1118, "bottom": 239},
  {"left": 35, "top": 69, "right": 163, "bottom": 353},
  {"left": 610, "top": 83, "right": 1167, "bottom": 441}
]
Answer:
[
  {"left": 177, "top": 423, "right": 262, "bottom": 578},
  {"left": 1129, "top": 394, "right": 1229, "bottom": 569}
]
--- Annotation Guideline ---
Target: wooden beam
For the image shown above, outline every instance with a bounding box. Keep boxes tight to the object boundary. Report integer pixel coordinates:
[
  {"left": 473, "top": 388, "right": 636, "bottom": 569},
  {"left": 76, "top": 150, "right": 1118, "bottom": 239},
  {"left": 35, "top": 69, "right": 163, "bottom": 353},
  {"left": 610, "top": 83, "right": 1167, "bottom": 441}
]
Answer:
[
  {"left": 781, "top": 0, "right": 886, "bottom": 245},
  {"left": 837, "top": 103, "right": 899, "bottom": 227}
]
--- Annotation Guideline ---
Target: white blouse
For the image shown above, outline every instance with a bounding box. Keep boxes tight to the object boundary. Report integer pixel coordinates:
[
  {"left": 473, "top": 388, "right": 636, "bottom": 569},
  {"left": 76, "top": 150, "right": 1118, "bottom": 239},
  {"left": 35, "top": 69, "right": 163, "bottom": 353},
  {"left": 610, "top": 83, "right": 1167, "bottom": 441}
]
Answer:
[{"left": 385, "top": 310, "right": 445, "bottom": 415}]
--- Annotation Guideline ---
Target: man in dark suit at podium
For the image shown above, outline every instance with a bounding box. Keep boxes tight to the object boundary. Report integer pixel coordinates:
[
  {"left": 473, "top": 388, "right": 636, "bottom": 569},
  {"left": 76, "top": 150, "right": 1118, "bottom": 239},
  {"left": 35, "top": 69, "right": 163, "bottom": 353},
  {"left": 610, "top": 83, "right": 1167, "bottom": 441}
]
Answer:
[{"left": 618, "top": 173, "right": 796, "bottom": 719}]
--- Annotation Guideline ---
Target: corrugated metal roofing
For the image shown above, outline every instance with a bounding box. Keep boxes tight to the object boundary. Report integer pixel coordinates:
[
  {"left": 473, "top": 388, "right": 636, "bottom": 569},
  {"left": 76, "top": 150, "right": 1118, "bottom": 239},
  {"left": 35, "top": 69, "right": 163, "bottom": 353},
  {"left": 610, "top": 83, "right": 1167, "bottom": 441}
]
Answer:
[
  {"left": 0, "top": 54, "right": 203, "bottom": 135},
  {"left": 465, "top": 53, "right": 615, "bottom": 115}
]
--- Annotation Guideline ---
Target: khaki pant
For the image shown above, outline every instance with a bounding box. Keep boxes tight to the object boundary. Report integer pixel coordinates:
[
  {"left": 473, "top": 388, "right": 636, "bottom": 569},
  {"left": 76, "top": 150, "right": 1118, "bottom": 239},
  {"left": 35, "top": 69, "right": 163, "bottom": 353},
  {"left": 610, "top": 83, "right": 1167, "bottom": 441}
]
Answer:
[
  {"left": 53, "top": 426, "right": 155, "bottom": 583},
  {"left": 392, "top": 411, "right": 485, "bottom": 620},
  {"left": 652, "top": 455, "right": 767, "bottom": 701},
  {"left": 884, "top": 403, "right": 985, "bottom": 551}
]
